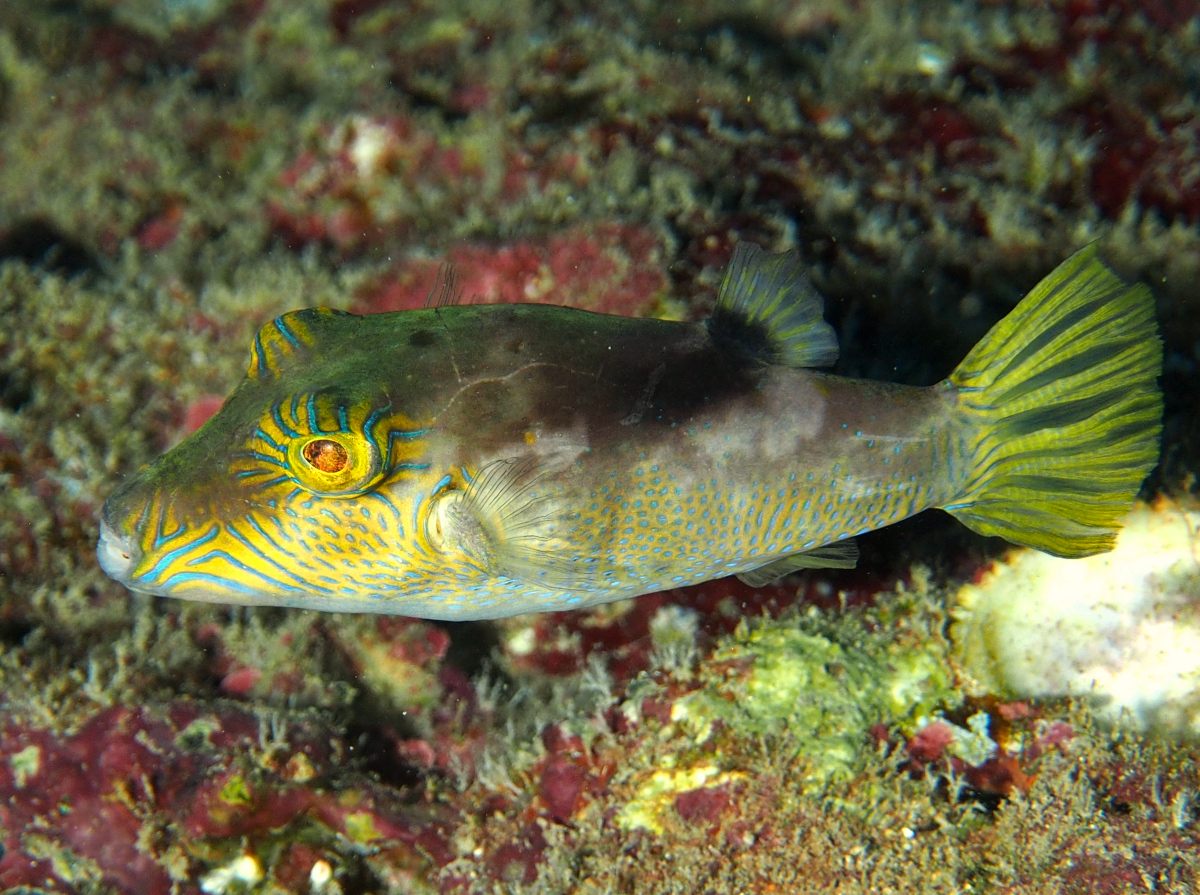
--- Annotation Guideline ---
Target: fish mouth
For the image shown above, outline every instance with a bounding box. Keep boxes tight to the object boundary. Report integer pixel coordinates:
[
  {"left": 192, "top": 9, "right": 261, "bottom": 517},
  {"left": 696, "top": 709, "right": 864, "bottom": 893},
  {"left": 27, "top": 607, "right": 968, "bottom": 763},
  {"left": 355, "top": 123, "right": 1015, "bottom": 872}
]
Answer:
[{"left": 96, "top": 508, "right": 141, "bottom": 585}]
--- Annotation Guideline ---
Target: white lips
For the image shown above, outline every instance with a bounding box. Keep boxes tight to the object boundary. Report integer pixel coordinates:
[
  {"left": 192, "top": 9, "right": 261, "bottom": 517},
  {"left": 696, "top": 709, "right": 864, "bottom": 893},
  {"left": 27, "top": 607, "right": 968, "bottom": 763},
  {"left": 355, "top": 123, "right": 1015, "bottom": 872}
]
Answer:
[{"left": 96, "top": 517, "right": 135, "bottom": 581}]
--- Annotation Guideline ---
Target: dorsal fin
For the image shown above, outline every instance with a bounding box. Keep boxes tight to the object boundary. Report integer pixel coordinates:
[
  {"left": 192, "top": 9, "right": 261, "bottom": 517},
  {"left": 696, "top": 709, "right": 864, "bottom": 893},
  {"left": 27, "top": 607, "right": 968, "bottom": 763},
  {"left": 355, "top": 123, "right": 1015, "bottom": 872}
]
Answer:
[
  {"left": 425, "top": 261, "right": 465, "bottom": 308},
  {"left": 706, "top": 242, "right": 838, "bottom": 368}
]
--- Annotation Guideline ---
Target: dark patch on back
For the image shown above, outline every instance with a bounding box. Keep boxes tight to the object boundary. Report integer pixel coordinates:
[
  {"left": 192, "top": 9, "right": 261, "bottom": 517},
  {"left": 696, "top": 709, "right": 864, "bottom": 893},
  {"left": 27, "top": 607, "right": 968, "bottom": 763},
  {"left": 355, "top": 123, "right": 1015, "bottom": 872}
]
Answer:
[
  {"left": 432, "top": 314, "right": 766, "bottom": 461},
  {"left": 706, "top": 307, "right": 777, "bottom": 366},
  {"left": 649, "top": 342, "right": 763, "bottom": 422},
  {"left": 577, "top": 335, "right": 765, "bottom": 446}
]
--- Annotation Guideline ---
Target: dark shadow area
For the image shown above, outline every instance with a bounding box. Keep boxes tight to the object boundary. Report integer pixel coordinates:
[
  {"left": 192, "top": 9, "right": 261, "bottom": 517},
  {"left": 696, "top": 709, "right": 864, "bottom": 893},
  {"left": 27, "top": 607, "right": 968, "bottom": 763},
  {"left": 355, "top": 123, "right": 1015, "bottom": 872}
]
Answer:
[{"left": 0, "top": 218, "right": 99, "bottom": 277}]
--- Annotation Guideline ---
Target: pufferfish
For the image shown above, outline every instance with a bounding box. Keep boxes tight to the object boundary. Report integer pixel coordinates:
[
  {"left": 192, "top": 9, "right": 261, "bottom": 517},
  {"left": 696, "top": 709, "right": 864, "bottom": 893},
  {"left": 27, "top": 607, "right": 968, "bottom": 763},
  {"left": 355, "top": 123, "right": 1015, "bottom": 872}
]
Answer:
[{"left": 97, "top": 243, "right": 1163, "bottom": 619}]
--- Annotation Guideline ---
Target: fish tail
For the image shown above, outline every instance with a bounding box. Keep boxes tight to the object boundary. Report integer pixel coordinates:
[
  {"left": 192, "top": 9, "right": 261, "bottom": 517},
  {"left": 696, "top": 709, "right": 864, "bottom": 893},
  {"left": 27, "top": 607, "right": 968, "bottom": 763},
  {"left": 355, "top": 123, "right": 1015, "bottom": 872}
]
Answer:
[{"left": 942, "top": 245, "right": 1163, "bottom": 557}]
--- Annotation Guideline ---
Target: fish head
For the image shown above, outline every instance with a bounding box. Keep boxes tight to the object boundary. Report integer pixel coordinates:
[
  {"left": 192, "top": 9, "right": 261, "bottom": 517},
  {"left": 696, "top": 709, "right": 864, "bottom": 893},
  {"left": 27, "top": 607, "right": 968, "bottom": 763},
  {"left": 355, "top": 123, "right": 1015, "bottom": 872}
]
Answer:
[{"left": 97, "top": 306, "right": 444, "bottom": 612}]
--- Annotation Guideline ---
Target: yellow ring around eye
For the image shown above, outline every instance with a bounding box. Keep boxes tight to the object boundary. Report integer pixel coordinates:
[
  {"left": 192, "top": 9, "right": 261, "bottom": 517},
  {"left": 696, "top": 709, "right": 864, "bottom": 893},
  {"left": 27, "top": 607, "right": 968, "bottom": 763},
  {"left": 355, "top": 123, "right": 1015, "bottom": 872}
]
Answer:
[{"left": 289, "top": 434, "right": 381, "bottom": 496}]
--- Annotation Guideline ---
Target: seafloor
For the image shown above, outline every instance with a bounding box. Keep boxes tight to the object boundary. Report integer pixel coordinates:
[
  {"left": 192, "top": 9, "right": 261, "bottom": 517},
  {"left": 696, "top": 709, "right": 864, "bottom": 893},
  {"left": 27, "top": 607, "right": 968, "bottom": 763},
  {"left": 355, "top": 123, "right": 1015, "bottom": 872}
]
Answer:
[{"left": 1, "top": 1, "right": 1198, "bottom": 893}]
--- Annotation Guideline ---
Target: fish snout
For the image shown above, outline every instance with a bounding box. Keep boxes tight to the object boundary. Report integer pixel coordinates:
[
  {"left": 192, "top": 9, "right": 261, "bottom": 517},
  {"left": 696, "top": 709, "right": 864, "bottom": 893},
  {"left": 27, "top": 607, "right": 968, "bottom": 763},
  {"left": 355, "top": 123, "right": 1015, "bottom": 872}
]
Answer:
[{"left": 96, "top": 509, "right": 140, "bottom": 584}]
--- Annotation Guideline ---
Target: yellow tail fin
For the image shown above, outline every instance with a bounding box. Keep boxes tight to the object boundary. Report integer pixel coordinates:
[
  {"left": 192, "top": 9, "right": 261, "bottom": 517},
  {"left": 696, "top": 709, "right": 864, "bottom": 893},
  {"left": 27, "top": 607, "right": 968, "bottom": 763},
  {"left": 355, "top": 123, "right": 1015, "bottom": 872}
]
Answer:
[{"left": 943, "top": 245, "right": 1163, "bottom": 557}]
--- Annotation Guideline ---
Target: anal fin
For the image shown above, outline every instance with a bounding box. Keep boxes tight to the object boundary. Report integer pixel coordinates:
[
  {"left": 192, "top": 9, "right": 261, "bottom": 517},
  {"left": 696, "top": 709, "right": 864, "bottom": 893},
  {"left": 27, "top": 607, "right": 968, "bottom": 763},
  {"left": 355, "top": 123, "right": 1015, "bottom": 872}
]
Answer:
[{"left": 735, "top": 539, "right": 858, "bottom": 587}]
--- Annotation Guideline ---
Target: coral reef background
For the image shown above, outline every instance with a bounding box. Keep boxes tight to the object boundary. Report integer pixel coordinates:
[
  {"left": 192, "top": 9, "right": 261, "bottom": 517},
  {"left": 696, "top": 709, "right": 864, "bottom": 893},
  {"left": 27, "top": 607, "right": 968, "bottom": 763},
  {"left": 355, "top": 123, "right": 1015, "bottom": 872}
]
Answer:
[{"left": 1, "top": 1, "right": 1199, "bottom": 892}]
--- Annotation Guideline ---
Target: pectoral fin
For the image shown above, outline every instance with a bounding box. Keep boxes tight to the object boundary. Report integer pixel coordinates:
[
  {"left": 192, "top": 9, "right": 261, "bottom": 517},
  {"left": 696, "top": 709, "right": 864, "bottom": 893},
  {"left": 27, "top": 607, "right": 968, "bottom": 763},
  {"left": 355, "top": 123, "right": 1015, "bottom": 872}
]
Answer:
[
  {"left": 426, "top": 457, "right": 591, "bottom": 589},
  {"left": 735, "top": 539, "right": 858, "bottom": 587}
]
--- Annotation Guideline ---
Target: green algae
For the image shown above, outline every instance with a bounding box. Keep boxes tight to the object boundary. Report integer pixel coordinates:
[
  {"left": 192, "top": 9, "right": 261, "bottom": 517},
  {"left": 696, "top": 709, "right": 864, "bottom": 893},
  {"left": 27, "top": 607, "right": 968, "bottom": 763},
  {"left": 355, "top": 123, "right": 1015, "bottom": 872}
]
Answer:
[
  {"left": 99, "top": 0, "right": 240, "bottom": 40},
  {"left": 343, "top": 811, "right": 384, "bottom": 845},
  {"left": 23, "top": 834, "right": 108, "bottom": 893},
  {"left": 218, "top": 775, "right": 253, "bottom": 806},
  {"left": 615, "top": 762, "right": 740, "bottom": 834},
  {"left": 524, "top": 694, "right": 1200, "bottom": 895},
  {"left": 671, "top": 593, "right": 959, "bottom": 789},
  {"left": 9, "top": 744, "right": 40, "bottom": 788}
]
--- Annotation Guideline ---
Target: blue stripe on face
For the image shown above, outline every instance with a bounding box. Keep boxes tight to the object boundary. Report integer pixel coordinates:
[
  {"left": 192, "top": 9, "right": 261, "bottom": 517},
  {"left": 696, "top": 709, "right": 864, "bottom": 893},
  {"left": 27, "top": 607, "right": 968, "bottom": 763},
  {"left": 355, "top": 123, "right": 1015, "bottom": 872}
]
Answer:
[
  {"left": 237, "top": 474, "right": 291, "bottom": 489},
  {"left": 290, "top": 393, "right": 304, "bottom": 431},
  {"left": 365, "top": 492, "right": 403, "bottom": 536},
  {"left": 226, "top": 523, "right": 337, "bottom": 594},
  {"left": 153, "top": 510, "right": 186, "bottom": 550},
  {"left": 394, "top": 462, "right": 431, "bottom": 473},
  {"left": 364, "top": 406, "right": 388, "bottom": 436},
  {"left": 254, "top": 427, "right": 288, "bottom": 453},
  {"left": 273, "top": 403, "right": 300, "bottom": 439},
  {"left": 185, "top": 548, "right": 307, "bottom": 594},
  {"left": 136, "top": 499, "right": 153, "bottom": 531},
  {"left": 307, "top": 393, "right": 322, "bottom": 433},
  {"left": 236, "top": 451, "right": 289, "bottom": 470},
  {"left": 264, "top": 513, "right": 294, "bottom": 543},
  {"left": 388, "top": 426, "right": 429, "bottom": 443},
  {"left": 273, "top": 316, "right": 300, "bottom": 348},
  {"left": 144, "top": 525, "right": 220, "bottom": 583},
  {"left": 159, "top": 571, "right": 264, "bottom": 596},
  {"left": 253, "top": 331, "right": 267, "bottom": 376}
]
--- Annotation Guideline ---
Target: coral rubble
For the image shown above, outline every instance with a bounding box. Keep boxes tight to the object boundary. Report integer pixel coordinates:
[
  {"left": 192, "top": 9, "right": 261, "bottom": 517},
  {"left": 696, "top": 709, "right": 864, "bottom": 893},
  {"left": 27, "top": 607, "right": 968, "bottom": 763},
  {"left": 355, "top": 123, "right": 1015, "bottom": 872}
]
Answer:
[{"left": 954, "top": 497, "right": 1200, "bottom": 738}]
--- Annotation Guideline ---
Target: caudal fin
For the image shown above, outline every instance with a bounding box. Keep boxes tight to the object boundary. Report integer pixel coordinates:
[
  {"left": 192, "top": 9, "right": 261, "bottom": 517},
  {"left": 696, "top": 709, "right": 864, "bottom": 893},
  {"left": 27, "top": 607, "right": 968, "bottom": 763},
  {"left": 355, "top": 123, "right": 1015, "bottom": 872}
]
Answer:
[{"left": 943, "top": 245, "right": 1163, "bottom": 557}]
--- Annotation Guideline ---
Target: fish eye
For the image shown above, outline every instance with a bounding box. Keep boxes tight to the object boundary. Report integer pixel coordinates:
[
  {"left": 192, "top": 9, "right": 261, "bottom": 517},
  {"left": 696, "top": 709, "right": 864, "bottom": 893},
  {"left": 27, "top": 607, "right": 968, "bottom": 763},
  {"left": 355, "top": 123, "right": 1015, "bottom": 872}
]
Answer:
[
  {"left": 302, "top": 438, "right": 350, "bottom": 473},
  {"left": 289, "top": 434, "right": 382, "bottom": 496}
]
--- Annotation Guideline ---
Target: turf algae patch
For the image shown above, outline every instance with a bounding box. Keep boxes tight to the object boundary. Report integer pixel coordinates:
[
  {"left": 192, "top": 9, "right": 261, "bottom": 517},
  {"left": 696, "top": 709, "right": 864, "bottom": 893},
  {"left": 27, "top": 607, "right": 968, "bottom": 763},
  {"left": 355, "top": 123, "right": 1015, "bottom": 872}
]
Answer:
[
  {"left": 0, "top": 264, "right": 184, "bottom": 634},
  {"left": 671, "top": 595, "right": 959, "bottom": 790},
  {"left": 615, "top": 763, "right": 745, "bottom": 835},
  {"left": 0, "top": 701, "right": 453, "bottom": 894},
  {"left": 480, "top": 584, "right": 1197, "bottom": 894},
  {"left": 517, "top": 705, "right": 1199, "bottom": 895}
]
